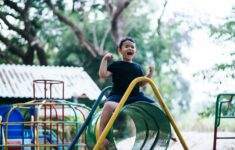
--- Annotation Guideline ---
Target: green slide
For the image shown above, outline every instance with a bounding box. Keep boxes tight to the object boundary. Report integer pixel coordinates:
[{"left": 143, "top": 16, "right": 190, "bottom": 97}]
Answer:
[{"left": 86, "top": 101, "right": 171, "bottom": 150}]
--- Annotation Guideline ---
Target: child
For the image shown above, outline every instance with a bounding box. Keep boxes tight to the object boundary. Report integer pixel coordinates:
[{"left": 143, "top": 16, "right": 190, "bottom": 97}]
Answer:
[{"left": 98, "top": 37, "right": 155, "bottom": 148}]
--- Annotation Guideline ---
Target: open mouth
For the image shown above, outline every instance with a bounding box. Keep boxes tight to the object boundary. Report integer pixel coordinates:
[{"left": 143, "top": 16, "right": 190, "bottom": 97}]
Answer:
[{"left": 127, "top": 50, "right": 133, "bottom": 55}]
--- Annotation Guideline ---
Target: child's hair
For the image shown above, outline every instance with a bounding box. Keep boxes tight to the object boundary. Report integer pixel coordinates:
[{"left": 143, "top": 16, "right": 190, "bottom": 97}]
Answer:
[{"left": 118, "top": 37, "right": 135, "bottom": 48}]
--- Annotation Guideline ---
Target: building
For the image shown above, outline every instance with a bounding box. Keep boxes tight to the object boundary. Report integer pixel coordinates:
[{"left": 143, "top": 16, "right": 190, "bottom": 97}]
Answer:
[{"left": 0, "top": 64, "right": 101, "bottom": 104}]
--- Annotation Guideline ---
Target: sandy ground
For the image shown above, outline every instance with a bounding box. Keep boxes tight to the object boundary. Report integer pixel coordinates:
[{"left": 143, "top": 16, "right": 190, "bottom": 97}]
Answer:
[{"left": 168, "top": 132, "right": 235, "bottom": 150}]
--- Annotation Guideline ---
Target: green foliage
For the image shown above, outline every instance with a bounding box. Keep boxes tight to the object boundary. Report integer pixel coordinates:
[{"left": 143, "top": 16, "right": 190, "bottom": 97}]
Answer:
[
  {"left": 198, "top": 103, "right": 215, "bottom": 118},
  {"left": 209, "top": 7, "right": 235, "bottom": 41},
  {"left": 0, "top": 0, "right": 193, "bottom": 112},
  {"left": 208, "top": 7, "right": 235, "bottom": 75},
  {"left": 199, "top": 94, "right": 235, "bottom": 119},
  {"left": 215, "top": 61, "right": 235, "bottom": 71},
  {"left": 198, "top": 7, "right": 235, "bottom": 116}
]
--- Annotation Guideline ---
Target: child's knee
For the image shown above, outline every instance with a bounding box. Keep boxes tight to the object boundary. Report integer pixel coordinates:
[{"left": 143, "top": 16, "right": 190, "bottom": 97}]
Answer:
[{"left": 104, "top": 102, "right": 118, "bottom": 111}]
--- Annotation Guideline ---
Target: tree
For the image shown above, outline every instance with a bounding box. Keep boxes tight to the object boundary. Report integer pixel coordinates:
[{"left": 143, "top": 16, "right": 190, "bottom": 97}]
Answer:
[
  {"left": 0, "top": 0, "right": 48, "bottom": 65},
  {"left": 196, "top": 7, "right": 235, "bottom": 117},
  {"left": 208, "top": 7, "right": 235, "bottom": 75},
  {"left": 44, "top": 0, "right": 134, "bottom": 58},
  {"left": 0, "top": 0, "right": 192, "bottom": 112}
]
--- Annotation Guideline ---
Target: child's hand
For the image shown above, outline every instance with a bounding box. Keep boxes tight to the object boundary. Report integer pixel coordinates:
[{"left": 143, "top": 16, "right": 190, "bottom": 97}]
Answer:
[
  {"left": 104, "top": 53, "right": 113, "bottom": 61},
  {"left": 149, "top": 63, "right": 155, "bottom": 74}
]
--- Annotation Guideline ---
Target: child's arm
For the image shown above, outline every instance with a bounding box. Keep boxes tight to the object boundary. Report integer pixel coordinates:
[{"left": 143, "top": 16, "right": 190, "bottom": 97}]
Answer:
[
  {"left": 141, "top": 64, "right": 155, "bottom": 87},
  {"left": 146, "top": 64, "right": 155, "bottom": 78},
  {"left": 99, "top": 53, "right": 113, "bottom": 78}
]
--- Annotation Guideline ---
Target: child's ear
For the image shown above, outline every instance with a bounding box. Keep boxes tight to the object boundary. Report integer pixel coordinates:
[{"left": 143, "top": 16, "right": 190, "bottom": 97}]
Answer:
[{"left": 118, "top": 47, "right": 122, "bottom": 52}]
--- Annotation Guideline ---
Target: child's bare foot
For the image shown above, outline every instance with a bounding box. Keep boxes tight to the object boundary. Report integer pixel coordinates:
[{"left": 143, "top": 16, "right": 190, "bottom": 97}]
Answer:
[
  {"left": 100, "top": 139, "right": 111, "bottom": 150},
  {"left": 171, "top": 136, "right": 178, "bottom": 142},
  {"left": 104, "top": 138, "right": 111, "bottom": 145},
  {"left": 100, "top": 139, "right": 117, "bottom": 150}
]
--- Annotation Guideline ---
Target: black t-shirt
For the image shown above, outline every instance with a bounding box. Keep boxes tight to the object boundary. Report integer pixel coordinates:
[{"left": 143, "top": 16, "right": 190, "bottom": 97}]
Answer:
[{"left": 107, "top": 61, "right": 144, "bottom": 95}]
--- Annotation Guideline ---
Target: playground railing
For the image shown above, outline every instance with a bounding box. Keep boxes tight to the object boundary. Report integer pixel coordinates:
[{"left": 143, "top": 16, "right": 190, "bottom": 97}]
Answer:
[{"left": 213, "top": 93, "right": 235, "bottom": 150}]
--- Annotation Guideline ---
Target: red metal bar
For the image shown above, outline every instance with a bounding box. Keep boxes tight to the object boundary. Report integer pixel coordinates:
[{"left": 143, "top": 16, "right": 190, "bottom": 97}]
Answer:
[
  {"left": 44, "top": 80, "right": 47, "bottom": 99},
  {"left": 49, "top": 83, "right": 52, "bottom": 149},
  {"left": 213, "top": 127, "right": 217, "bottom": 150},
  {"left": 44, "top": 104, "right": 47, "bottom": 150},
  {"left": 32, "top": 79, "right": 66, "bottom": 149},
  {"left": 50, "top": 83, "right": 52, "bottom": 99},
  {"left": 50, "top": 101, "right": 52, "bottom": 150},
  {"left": 62, "top": 81, "right": 64, "bottom": 99},
  {"left": 62, "top": 104, "right": 65, "bottom": 150},
  {"left": 33, "top": 80, "right": 35, "bottom": 99}
]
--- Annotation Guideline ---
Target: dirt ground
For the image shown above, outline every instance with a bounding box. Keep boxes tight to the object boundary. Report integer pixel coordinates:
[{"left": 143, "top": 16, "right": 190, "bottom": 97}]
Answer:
[{"left": 168, "top": 132, "right": 235, "bottom": 150}]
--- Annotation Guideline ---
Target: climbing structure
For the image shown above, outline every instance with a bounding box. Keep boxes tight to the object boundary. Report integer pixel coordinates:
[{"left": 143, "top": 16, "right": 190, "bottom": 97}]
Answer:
[
  {"left": 0, "top": 80, "right": 90, "bottom": 150},
  {"left": 213, "top": 93, "right": 235, "bottom": 150}
]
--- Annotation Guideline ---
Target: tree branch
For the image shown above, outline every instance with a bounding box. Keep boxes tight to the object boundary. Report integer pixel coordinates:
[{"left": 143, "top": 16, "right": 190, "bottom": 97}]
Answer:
[
  {"left": 105, "top": 0, "right": 133, "bottom": 45},
  {"left": 34, "top": 44, "right": 47, "bottom": 65},
  {"left": 2, "top": 0, "right": 47, "bottom": 65},
  {"left": 100, "top": 26, "right": 111, "bottom": 52},
  {"left": 104, "top": 0, "right": 114, "bottom": 15},
  {"left": 156, "top": 0, "right": 168, "bottom": 37},
  {"left": 0, "top": 34, "right": 25, "bottom": 58},
  {"left": 1, "top": 12, "right": 20, "bottom": 20},
  {"left": 0, "top": 12, "right": 25, "bottom": 37},
  {"left": 92, "top": 25, "right": 99, "bottom": 50},
  {"left": 112, "top": 0, "right": 131, "bottom": 22},
  {"left": 4, "top": 0, "right": 24, "bottom": 16},
  {"left": 45, "top": 0, "right": 102, "bottom": 58},
  {"left": 0, "top": 48, "right": 18, "bottom": 64},
  {"left": 23, "top": 0, "right": 31, "bottom": 40}
]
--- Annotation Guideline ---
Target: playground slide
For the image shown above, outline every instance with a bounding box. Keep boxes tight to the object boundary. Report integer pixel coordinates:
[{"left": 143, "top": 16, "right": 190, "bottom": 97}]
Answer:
[
  {"left": 85, "top": 102, "right": 171, "bottom": 150},
  {"left": 69, "top": 84, "right": 172, "bottom": 149},
  {"left": 87, "top": 77, "right": 188, "bottom": 150}
]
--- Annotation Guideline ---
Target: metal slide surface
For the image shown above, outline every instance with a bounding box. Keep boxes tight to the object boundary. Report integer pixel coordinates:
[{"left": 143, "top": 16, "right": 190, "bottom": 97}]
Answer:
[{"left": 86, "top": 102, "right": 171, "bottom": 150}]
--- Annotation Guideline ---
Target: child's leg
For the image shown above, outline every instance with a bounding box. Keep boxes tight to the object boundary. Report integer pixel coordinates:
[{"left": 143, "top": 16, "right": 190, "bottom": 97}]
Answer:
[
  {"left": 127, "top": 92, "right": 155, "bottom": 105},
  {"left": 99, "top": 101, "right": 118, "bottom": 148}
]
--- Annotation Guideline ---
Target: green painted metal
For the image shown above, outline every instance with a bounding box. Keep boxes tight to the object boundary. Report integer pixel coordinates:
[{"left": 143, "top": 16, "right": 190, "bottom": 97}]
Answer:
[
  {"left": 214, "top": 94, "right": 235, "bottom": 128},
  {"left": 213, "top": 93, "right": 235, "bottom": 149},
  {"left": 70, "top": 86, "right": 112, "bottom": 150},
  {"left": 85, "top": 111, "right": 114, "bottom": 149},
  {"left": 86, "top": 101, "right": 171, "bottom": 150}
]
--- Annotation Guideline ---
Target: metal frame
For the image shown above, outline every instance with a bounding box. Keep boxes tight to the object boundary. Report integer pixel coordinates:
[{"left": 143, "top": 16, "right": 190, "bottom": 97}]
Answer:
[
  {"left": 213, "top": 93, "right": 235, "bottom": 150},
  {"left": 0, "top": 79, "right": 90, "bottom": 150}
]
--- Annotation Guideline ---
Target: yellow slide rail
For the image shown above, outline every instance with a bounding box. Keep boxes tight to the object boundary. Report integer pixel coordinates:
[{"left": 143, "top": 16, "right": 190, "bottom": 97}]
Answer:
[{"left": 93, "top": 77, "right": 188, "bottom": 150}]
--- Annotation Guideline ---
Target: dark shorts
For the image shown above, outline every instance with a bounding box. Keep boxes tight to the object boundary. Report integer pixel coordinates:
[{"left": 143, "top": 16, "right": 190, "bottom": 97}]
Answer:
[{"left": 106, "top": 92, "right": 155, "bottom": 105}]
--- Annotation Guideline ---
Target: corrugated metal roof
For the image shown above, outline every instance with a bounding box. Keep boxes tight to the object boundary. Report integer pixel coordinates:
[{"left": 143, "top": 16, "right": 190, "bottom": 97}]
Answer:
[{"left": 0, "top": 64, "right": 101, "bottom": 100}]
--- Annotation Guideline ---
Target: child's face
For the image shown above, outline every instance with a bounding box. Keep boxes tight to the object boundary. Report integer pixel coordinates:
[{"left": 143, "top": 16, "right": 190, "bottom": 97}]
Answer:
[{"left": 119, "top": 40, "right": 136, "bottom": 62}]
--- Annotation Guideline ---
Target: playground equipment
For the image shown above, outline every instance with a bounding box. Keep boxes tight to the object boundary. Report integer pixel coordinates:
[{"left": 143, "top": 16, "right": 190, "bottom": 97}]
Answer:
[
  {"left": 0, "top": 80, "right": 90, "bottom": 150},
  {"left": 213, "top": 93, "right": 235, "bottom": 150},
  {"left": 86, "top": 102, "right": 171, "bottom": 149},
  {"left": 92, "top": 77, "right": 188, "bottom": 150},
  {"left": 0, "top": 77, "right": 188, "bottom": 149}
]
